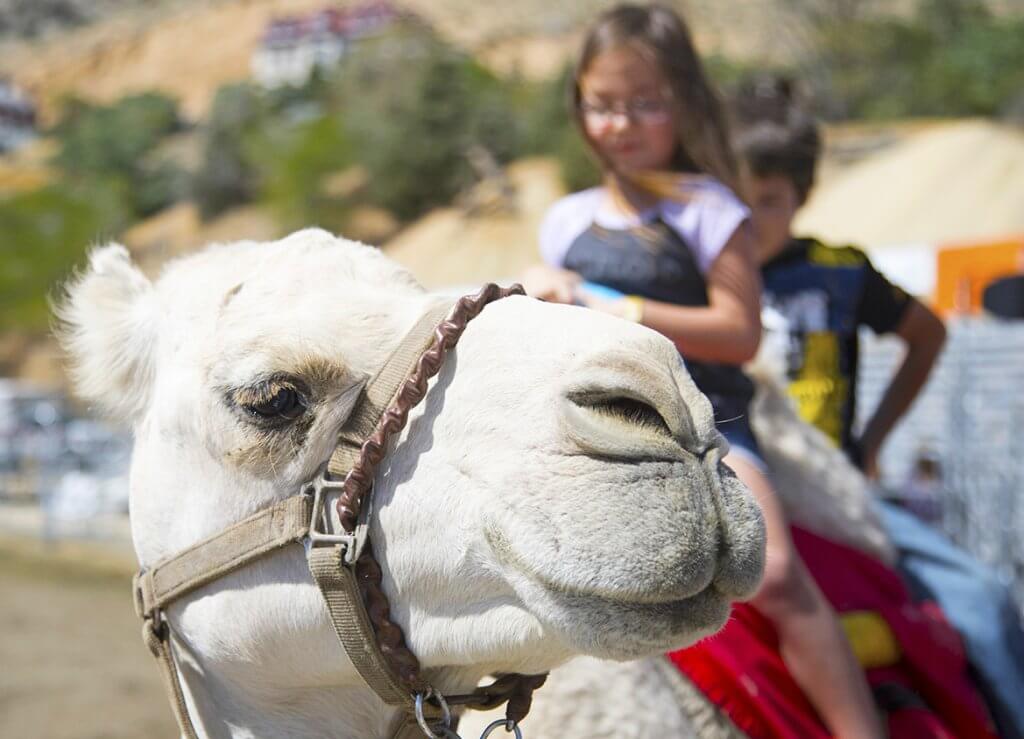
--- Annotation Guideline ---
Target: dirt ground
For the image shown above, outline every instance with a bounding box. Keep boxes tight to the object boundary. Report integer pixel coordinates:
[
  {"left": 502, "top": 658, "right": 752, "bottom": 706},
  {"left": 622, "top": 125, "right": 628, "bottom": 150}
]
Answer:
[{"left": 0, "top": 537, "right": 177, "bottom": 739}]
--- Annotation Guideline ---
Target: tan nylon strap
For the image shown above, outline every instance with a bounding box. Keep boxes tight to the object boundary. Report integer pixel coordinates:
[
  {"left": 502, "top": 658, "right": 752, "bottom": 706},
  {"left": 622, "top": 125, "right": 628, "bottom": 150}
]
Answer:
[
  {"left": 135, "top": 494, "right": 313, "bottom": 618},
  {"left": 143, "top": 619, "right": 201, "bottom": 739},
  {"left": 328, "top": 300, "right": 456, "bottom": 476},
  {"left": 308, "top": 545, "right": 428, "bottom": 711}
]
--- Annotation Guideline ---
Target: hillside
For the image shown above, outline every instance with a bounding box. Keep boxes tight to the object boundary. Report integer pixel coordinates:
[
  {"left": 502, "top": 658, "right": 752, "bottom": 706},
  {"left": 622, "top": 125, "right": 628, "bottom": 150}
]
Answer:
[
  {"left": 384, "top": 157, "right": 564, "bottom": 287},
  {"left": 2, "top": 0, "right": 1020, "bottom": 388},
  {"left": 0, "top": 0, "right": 332, "bottom": 122},
  {"left": 796, "top": 119, "right": 1024, "bottom": 247},
  {"left": 0, "top": 0, "right": 159, "bottom": 39},
  {"left": 0, "top": 0, "right": 801, "bottom": 123}
]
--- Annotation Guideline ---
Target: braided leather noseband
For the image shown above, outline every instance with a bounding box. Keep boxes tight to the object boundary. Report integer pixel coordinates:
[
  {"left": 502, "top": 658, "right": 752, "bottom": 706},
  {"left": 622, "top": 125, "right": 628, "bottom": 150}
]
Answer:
[{"left": 133, "top": 284, "right": 547, "bottom": 739}]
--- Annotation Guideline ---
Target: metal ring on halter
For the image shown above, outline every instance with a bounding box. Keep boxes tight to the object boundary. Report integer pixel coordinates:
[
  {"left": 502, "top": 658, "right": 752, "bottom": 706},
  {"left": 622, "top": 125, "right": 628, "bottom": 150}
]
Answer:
[
  {"left": 415, "top": 690, "right": 453, "bottom": 738},
  {"left": 480, "top": 719, "right": 523, "bottom": 739}
]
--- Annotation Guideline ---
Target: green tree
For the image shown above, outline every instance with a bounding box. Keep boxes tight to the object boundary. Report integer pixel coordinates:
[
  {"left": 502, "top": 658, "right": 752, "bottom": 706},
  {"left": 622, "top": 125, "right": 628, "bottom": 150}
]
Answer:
[
  {"left": 191, "top": 82, "right": 269, "bottom": 219},
  {"left": 332, "top": 28, "right": 521, "bottom": 221},
  {"left": 919, "top": 11, "right": 1024, "bottom": 116},
  {"left": 250, "top": 113, "right": 354, "bottom": 232},
  {"left": 516, "top": 66, "right": 573, "bottom": 157},
  {"left": 801, "top": 0, "right": 1024, "bottom": 119},
  {"left": 0, "top": 184, "right": 126, "bottom": 330},
  {"left": 51, "top": 92, "right": 184, "bottom": 217}
]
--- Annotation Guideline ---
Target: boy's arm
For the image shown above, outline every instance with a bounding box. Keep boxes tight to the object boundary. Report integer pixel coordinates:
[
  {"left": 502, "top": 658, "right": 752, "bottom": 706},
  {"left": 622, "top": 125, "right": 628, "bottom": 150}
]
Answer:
[{"left": 857, "top": 299, "right": 946, "bottom": 478}]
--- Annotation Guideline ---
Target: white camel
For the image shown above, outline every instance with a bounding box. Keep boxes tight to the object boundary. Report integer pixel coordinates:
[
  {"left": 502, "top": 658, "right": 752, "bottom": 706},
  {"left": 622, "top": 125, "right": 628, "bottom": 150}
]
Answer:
[{"left": 57, "top": 228, "right": 767, "bottom": 739}]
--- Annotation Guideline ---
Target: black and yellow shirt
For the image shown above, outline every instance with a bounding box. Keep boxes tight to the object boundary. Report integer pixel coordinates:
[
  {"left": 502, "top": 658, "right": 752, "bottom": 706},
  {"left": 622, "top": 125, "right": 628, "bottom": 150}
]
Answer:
[{"left": 761, "top": 238, "right": 912, "bottom": 451}]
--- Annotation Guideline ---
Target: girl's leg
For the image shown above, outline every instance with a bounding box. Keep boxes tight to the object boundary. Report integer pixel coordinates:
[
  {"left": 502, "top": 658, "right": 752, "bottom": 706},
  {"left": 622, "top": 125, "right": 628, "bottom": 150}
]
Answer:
[{"left": 725, "top": 452, "right": 884, "bottom": 739}]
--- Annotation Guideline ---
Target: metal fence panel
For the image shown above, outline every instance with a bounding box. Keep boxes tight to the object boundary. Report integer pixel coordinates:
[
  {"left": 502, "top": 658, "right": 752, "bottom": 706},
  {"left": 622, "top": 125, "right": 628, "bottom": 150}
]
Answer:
[{"left": 858, "top": 318, "right": 1024, "bottom": 604}]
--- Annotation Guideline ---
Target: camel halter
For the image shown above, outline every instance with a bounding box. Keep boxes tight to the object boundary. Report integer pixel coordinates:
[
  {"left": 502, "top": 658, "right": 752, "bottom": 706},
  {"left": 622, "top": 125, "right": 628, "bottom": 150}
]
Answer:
[{"left": 132, "top": 283, "right": 547, "bottom": 739}]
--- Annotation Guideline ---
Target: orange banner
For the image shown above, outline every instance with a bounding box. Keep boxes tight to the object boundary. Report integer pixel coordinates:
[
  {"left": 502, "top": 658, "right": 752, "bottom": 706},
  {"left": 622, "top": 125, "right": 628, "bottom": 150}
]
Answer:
[{"left": 934, "top": 237, "right": 1024, "bottom": 316}]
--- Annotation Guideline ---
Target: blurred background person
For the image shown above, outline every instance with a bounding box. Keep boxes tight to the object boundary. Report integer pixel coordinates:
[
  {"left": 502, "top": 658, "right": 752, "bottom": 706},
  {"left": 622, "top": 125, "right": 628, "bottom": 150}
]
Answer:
[{"left": 899, "top": 451, "right": 945, "bottom": 525}]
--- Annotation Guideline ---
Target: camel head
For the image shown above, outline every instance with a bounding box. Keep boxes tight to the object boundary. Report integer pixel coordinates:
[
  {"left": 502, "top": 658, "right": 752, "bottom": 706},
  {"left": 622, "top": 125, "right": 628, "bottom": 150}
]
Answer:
[{"left": 57, "top": 229, "right": 764, "bottom": 735}]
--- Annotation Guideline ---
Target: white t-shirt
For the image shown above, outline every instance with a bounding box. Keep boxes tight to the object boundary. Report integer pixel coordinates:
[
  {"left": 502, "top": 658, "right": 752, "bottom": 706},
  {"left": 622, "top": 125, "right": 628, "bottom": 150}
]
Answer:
[{"left": 539, "top": 179, "right": 750, "bottom": 275}]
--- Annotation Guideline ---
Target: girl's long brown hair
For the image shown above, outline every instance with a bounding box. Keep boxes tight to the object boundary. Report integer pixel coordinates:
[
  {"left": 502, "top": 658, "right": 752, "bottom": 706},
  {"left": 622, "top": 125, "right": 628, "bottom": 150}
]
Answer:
[{"left": 572, "top": 3, "right": 742, "bottom": 201}]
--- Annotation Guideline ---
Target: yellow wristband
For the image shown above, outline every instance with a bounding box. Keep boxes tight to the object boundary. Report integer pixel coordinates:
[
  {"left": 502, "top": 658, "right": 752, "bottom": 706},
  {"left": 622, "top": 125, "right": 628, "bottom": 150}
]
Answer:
[{"left": 622, "top": 295, "right": 644, "bottom": 323}]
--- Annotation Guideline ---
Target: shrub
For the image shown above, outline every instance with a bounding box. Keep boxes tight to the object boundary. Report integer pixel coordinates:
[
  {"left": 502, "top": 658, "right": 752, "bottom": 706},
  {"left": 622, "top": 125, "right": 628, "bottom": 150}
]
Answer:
[
  {"left": 331, "top": 29, "right": 521, "bottom": 221},
  {"left": 191, "top": 83, "right": 269, "bottom": 220},
  {"left": 50, "top": 92, "right": 184, "bottom": 217},
  {"left": 804, "top": 0, "right": 1024, "bottom": 119},
  {"left": 250, "top": 113, "right": 354, "bottom": 232},
  {"left": 0, "top": 183, "right": 126, "bottom": 330}
]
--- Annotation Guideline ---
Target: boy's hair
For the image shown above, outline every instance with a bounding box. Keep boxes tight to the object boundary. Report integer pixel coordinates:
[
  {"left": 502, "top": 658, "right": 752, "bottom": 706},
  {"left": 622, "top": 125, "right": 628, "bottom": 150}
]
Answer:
[
  {"left": 573, "top": 3, "right": 740, "bottom": 197},
  {"left": 731, "top": 75, "right": 822, "bottom": 204}
]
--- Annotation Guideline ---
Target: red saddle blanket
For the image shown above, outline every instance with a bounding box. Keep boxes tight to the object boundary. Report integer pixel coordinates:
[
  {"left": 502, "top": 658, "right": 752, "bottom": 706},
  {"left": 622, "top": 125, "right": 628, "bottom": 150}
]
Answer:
[{"left": 668, "top": 526, "right": 997, "bottom": 739}]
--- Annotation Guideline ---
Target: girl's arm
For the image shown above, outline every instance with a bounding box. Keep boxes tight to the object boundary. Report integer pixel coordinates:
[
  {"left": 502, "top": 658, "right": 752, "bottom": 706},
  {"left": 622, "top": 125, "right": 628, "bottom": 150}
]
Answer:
[
  {"left": 588, "top": 223, "right": 763, "bottom": 365},
  {"left": 640, "top": 223, "right": 761, "bottom": 364}
]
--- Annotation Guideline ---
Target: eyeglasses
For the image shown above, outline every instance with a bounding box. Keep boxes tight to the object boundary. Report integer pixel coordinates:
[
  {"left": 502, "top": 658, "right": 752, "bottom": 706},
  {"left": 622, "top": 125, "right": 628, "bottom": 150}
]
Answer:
[{"left": 579, "top": 98, "right": 674, "bottom": 126}]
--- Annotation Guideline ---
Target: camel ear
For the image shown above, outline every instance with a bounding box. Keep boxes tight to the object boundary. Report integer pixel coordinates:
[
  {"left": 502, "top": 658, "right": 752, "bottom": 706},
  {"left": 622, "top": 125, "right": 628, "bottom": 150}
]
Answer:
[{"left": 55, "top": 244, "right": 158, "bottom": 422}]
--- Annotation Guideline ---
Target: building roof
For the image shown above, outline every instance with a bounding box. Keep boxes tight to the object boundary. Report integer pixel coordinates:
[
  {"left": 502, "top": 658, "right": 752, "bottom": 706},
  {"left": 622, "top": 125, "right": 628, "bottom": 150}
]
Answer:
[{"left": 260, "top": 1, "right": 402, "bottom": 47}]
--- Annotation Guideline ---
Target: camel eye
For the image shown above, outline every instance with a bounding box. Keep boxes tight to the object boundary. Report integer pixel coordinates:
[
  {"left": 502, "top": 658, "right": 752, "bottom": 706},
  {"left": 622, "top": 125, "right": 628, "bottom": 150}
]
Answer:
[
  {"left": 249, "top": 387, "right": 302, "bottom": 419},
  {"left": 236, "top": 381, "right": 307, "bottom": 423},
  {"left": 593, "top": 396, "right": 671, "bottom": 434}
]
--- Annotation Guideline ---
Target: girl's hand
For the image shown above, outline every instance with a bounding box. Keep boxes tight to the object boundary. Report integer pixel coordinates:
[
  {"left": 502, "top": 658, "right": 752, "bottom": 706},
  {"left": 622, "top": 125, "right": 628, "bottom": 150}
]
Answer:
[
  {"left": 577, "top": 291, "right": 622, "bottom": 317},
  {"left": 522, "top": 264, "right": 581, "bottom": 305},
  {"left": 577, "top": 291, "right": 644, "bottom": 323}
]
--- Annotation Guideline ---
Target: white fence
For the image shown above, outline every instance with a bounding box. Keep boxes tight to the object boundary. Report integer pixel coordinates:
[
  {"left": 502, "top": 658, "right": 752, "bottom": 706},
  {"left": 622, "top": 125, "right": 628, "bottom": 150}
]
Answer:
[{"left": 859, "top": 317, "right": 1024, "bottom": 604}]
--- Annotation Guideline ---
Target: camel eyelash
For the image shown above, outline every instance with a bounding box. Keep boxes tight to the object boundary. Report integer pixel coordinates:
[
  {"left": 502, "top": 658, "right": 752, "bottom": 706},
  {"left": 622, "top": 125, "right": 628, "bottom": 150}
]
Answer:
[{"left": 225, "top": 375, "right": 311, "bottom": 425}]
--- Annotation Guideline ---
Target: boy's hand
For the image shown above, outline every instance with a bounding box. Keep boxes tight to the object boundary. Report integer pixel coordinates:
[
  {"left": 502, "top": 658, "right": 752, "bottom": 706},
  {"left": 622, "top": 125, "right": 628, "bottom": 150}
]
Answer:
[
  {"left": 860, "top": 445, "right": 880, "bottom": 480},
  {"left": 851, "top": 435, "right": 881, "bottom": 480}
]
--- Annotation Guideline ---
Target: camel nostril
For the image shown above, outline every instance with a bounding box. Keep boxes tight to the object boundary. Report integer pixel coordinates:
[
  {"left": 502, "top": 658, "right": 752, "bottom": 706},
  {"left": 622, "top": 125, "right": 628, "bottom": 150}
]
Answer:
[{"left": 568, "top": 392, "right": 672, "bottom": 436}]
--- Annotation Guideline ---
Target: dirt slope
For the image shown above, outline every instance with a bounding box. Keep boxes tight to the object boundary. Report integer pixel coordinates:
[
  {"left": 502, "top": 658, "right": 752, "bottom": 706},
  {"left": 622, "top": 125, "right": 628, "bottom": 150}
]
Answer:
[
  {"left": 383, "top": 157, "right": 564, "bottom": 288},
  {"left": 796, "top": 119, "right": 1024, "bottom": 248},
  {"left": 0, "top": 0, "right": 330, "bottom": 122},
  {"left": 0, "top": 0, "right": 795, "bottom": 124}
]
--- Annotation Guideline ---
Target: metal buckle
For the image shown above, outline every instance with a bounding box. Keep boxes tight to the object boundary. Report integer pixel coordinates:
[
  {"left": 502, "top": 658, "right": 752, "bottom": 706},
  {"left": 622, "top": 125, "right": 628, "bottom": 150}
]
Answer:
[
  {"left": 305, "top": 473, "right": 355, "bottom": 549},
  {"left": 480, "top": 720, "right": 522, "bottom": 739},
  {"left": 415, "top": 690, "right": 453, "bottom": 738}
]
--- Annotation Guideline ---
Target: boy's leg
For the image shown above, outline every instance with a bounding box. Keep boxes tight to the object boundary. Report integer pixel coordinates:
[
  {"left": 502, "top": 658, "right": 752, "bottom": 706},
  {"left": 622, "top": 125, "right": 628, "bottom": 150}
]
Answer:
[{"left": 878, "top": 500, "right": 1024, "bottom": 738}]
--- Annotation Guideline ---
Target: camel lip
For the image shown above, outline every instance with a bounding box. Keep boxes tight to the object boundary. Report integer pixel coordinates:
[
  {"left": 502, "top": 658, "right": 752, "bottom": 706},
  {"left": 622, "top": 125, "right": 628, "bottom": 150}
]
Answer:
[
  {"left": 530, "top": 570, "right": 717, "bottom": 608},
  {"left": 484, "top": 523, "right": 720, "bottom": 608},
  {"left": 556, "top": 582, "right": 733, "bottom": 649},
  {"left": 543, "top": 577, "right": 727, "bottom": 614}
]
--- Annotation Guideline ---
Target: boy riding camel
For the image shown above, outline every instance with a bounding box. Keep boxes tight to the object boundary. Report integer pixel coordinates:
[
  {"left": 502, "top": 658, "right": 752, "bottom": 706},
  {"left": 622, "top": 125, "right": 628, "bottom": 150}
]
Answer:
[{"left": 732, "top": 74, "right": 1024, "bottom": 739}]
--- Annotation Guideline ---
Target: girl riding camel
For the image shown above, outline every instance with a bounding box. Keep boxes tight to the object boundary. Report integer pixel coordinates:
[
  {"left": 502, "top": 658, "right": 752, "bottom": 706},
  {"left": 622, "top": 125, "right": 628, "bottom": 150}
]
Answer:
[{"left": 523, "top": 4, "right": 883, "bottom": 737}]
